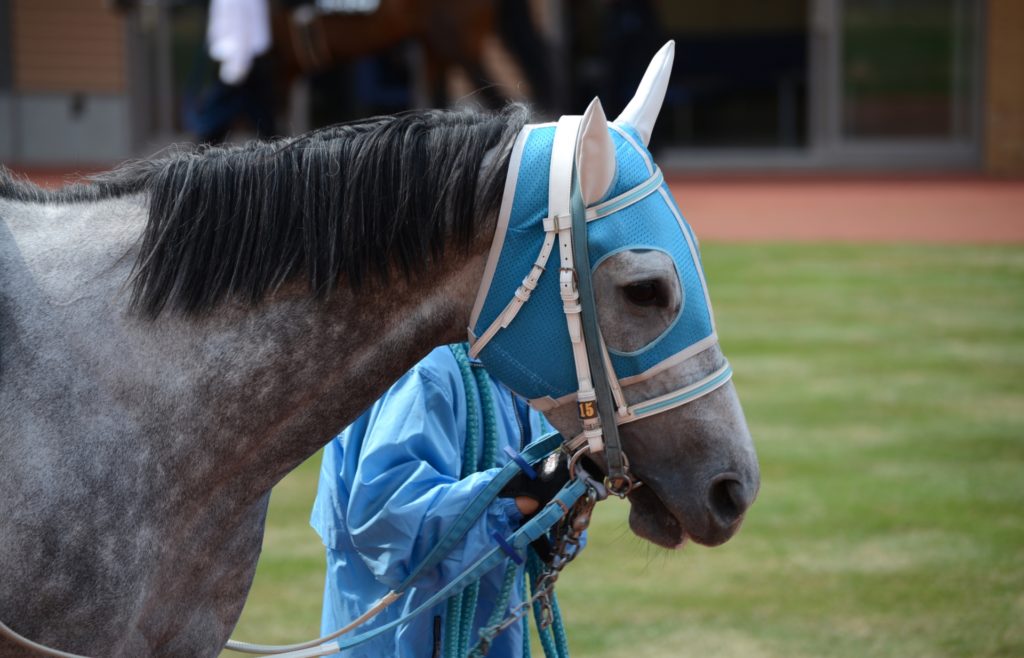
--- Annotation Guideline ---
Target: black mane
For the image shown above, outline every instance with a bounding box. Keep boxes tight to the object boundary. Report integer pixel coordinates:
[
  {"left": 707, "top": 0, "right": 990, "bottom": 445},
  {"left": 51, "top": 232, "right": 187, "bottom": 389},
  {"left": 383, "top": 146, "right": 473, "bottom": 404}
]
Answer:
[{"left": 1, "top": 105, "right": 529, "bottom": 317}]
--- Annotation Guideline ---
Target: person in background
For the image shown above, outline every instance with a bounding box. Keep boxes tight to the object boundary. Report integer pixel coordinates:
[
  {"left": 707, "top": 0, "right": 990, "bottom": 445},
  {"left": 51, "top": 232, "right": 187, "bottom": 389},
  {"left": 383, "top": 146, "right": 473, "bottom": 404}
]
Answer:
[
  {"left": 196, "top": 0, "right": 278, "bottom": 143},
  {"left": 310, "top": 344, "right": 567, "bottom": 657}
]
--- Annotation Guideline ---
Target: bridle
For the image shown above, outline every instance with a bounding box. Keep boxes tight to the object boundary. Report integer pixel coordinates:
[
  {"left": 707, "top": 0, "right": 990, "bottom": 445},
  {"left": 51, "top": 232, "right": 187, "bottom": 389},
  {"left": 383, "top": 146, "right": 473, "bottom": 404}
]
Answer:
[
  {"left": 469, "top": 113, "right": 733, "bottom": 497},
  {"left": 546, "top": 113, "right": 634, "bottom": 494}
]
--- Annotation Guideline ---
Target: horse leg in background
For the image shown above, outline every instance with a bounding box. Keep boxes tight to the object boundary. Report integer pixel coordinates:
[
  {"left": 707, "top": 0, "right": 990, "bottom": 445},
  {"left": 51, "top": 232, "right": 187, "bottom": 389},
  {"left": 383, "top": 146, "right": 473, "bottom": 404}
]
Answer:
[
  {"left": 420, "top": 45, "right": 504, "bottom": 111},
  {"left": 451, "top": 1, "right": 507, "bottom": 110},
  {"left": 421, "top": 46, "right": 450, "bottom": 109},
  {"left": 420, "top": 0, "right": 505, "bottom": 110}
]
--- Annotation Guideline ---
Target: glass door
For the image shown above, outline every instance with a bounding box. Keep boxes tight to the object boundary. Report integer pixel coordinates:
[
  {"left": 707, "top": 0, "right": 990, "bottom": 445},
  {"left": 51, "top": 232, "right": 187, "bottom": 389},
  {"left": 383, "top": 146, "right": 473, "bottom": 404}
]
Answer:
[{"left": 814, "top": 0, "right": 983, "bottom": 167}]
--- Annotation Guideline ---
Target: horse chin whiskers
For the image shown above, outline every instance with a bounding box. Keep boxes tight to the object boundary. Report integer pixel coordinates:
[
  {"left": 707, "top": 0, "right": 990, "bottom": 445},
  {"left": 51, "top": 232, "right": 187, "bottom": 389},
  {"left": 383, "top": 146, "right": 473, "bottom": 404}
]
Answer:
[{"left": 626, "top": 483, "right": 688, "bottom": 549}]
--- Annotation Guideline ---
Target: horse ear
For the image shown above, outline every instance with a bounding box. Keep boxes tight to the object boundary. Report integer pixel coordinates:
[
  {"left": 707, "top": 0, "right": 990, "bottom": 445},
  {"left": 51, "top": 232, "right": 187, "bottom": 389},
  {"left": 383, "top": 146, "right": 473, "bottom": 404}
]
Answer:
[
  {"left": 577, "top": 97, "right": 616, "bottom": 206},
  {"left": 614, "top": 40, "right": 675, "bottom": 147}
]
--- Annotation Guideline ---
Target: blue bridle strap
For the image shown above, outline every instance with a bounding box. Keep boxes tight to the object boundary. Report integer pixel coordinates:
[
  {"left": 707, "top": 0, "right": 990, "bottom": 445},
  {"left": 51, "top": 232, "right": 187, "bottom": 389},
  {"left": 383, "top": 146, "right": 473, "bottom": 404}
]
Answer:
[
  {"left": 309, "top": 476, "right": 590, "bottom": 657},
  {"left": 396, "top": 431, "right": 563, "bottom": 593}
]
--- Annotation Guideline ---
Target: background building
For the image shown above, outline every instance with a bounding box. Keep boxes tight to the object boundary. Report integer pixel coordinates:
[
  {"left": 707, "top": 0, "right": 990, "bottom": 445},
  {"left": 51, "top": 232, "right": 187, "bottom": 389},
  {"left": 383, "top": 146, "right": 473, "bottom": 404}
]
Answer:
[{"left": 0, "top": 0, "right": 1021, "bottom": 174}]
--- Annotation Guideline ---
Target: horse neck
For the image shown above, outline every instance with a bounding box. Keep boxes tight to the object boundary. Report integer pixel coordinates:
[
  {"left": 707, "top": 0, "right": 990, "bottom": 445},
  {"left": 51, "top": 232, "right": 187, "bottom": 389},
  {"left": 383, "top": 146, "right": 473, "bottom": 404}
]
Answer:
[
  {"left": 152, "top": 247, "right": 491, "bottom": 510},
  {"left": 4, "top": 193, "right": 491, "bottom": 508}
]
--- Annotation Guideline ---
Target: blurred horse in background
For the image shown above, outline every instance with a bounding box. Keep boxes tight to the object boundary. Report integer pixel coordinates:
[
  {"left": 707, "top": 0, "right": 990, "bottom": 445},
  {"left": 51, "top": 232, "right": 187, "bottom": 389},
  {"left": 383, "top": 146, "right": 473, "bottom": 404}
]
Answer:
[{"left": 275, "top": 0, "right": 553, "bottom": 110}]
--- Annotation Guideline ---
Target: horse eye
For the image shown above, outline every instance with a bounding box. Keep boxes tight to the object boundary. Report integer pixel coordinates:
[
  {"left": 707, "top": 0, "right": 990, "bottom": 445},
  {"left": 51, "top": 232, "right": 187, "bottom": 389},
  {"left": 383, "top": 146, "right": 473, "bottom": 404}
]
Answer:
[{"left": 623, "top": 280, "right": 664, "bottom": 307}]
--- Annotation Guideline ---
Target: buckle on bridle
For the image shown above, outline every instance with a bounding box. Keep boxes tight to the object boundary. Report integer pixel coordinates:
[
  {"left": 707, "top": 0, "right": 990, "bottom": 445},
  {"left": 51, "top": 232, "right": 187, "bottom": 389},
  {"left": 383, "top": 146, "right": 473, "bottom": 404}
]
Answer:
[
  {"left": 604, "top": 472, "right": 635, "bottom": 498},
  {"left": 566, "top": 441, "right": 637, "bottom": 499}
]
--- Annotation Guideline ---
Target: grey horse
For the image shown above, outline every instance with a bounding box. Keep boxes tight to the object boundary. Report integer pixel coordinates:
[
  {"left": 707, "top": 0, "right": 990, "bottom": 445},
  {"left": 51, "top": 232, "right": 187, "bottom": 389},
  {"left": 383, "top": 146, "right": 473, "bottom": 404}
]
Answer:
[{"left": 0, "top": 44, "right": 758, "bottom": 657}]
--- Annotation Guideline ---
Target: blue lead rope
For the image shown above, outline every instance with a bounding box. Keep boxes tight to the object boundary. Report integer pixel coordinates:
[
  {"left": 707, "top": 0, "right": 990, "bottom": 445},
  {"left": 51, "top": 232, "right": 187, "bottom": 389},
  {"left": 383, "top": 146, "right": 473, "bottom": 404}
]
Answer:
[
  {"left": 274, "top": 436, "right": 580, "bottom": 658},
  {"left": 442, "top": 344, "right": 569, "bottom": 658},
  {"left": 446, "top": 345, "right": 486, "bottom": 658},
  {"left": 395, "top": 431, "right": 564, "bottom": 596},
  {"left": 328, "top": 477, "right": 589, "bottom": 655},
  {"left": 288, "top": 349, "right": 573, "bottom": 658}
]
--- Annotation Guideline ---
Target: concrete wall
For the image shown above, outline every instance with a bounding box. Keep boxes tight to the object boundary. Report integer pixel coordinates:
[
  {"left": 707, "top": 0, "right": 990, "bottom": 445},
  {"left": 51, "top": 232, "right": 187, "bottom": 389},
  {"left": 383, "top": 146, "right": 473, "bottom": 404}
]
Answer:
[
  {"left": 7, "top": 93, "right": 132, "bottom": 164},
  {"left": 0, "top": 1, "right": 12, "bottom": 160},
  {"left": 0, "top": 89, "right": 134, "bottom": 164},
  {"left": 986, "top": 0, "right": 1024, "bottom": 175},
  {"left": 0, "top": 93, "right": 13, "bottom": 160}
]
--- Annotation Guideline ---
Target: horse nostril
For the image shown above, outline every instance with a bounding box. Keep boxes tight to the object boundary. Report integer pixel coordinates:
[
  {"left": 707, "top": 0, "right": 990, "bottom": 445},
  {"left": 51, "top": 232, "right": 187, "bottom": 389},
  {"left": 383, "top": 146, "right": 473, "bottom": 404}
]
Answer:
[{"left": 708, "top": 473, "right": 747, "bottom": 528}]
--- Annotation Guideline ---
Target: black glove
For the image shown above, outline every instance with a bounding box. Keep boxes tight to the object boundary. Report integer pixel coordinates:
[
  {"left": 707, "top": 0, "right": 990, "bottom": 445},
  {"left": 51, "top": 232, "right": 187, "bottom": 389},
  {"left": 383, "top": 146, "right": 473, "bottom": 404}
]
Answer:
[{"left": 499, "top": 451, "right": 570, "bottom": 510}]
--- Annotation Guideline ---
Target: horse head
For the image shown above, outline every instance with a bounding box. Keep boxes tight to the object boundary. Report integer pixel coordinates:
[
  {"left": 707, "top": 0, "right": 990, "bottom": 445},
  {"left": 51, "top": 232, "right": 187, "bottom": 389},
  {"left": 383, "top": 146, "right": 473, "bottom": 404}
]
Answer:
[{"left": 470, "top": 42, "right": 759, "bottom": 548}]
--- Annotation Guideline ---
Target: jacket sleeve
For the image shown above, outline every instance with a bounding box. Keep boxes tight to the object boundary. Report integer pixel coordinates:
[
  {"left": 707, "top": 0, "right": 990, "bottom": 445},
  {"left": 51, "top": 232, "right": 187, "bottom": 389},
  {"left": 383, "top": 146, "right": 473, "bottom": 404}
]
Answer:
[{"left": 346, "top": 364, "right": 523, "bottom": 592}]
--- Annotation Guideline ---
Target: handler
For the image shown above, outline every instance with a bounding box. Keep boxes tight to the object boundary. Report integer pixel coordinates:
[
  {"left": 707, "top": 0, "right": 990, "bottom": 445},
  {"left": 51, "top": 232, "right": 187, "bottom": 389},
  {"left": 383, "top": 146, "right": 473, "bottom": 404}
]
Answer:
[{"left": 310, "top": 344, "right": 566, "bottom": 657}]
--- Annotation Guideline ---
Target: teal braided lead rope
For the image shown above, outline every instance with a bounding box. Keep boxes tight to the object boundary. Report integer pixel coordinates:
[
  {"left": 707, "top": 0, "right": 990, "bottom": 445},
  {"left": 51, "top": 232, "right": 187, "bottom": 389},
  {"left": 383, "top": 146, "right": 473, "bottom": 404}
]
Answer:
[
  {"left": 526, "top": 548, "right": 570, "bottom": 658},
  {"left": 447, "top": 345, "right": 481, "bottom": 658},
  {"left": 462, "top": 342, "right": 571, "bottom": 658},
  {"left": 457, "top": 581, "right": 480, "bottom": 656},
  {"left": 449, "top": 344, "right": 481, "bottom": 477},
  {"left": 447, "top": 344, "right": 480, "bottom": 658},
  {"left": 468, "top": 559, "right": 521, "bottom": 658},
  {"left": 447, "top": 344, "right": 503, "bottom": 658},
  {"left": 450, "top": 344, "right": 566, "bottom": 658},
  {"left": 444, "top": 595, "right": 463, "bottom": 658},
  {"left": 525, "top": 545, "right": 568, "bottom": 658},
  {"left": 548, "top": 595, "right": 569, "bottom": 658},
  {"left": 526, "top": 551, "right": 559, "bottom": 658},
  {"left": 521, "top": 574, "right": 532, "bottom": 658},
  {"left": 471, "top": 363, "right": 499, "bottom": 470}
]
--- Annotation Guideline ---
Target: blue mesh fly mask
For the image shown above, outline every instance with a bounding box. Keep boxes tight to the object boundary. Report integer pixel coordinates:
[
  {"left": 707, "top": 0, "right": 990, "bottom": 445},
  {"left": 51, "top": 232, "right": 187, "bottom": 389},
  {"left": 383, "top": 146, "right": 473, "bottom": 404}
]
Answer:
[{"left": 468, "top": 42, "right": 732, "bottom": 493}]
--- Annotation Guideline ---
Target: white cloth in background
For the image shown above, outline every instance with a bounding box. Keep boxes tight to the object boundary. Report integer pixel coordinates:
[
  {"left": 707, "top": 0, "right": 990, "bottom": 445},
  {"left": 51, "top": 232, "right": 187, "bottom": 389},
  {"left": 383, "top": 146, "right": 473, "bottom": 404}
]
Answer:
[{"left": 206, "top": 0, "right": 272, "bottom": 85}]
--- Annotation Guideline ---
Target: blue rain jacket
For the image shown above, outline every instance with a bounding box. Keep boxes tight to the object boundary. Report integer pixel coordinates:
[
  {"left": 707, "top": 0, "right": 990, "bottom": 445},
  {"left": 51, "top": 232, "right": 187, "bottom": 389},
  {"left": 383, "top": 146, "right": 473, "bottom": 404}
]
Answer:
[{"left": 310, "top": 346, "right": 550, "bottom": 657}]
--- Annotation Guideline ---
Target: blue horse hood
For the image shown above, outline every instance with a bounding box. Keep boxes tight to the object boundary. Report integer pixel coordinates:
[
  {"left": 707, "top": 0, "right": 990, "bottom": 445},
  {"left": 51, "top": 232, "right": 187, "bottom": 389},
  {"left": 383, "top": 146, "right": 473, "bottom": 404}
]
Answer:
[{"left": 468, "top": 121, "right": 718, "bottom": 406}]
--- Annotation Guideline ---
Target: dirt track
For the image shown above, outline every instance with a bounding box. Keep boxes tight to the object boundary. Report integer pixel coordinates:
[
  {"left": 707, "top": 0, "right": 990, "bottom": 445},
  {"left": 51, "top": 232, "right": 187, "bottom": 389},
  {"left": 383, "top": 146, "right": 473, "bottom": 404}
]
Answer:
[
  {"left": 671, "top": 177, "right": 1024, "bottom": 244},
  {"left": 12, "top": 168, "right": 1024, "bottom": 243}
]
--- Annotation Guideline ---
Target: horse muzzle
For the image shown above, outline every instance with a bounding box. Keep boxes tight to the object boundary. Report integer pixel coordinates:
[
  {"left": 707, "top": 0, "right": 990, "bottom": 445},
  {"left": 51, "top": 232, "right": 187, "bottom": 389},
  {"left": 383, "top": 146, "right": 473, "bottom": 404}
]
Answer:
[{"left": 626, "top": 466, "right": 759, "bottom": 549}]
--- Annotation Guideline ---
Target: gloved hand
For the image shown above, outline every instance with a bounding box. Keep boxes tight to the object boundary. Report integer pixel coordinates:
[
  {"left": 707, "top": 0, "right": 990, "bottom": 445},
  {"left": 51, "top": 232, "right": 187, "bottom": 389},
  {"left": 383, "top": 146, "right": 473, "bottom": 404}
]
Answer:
[{"left": 499, "top": 451, "right": 570, "bottom": 514}]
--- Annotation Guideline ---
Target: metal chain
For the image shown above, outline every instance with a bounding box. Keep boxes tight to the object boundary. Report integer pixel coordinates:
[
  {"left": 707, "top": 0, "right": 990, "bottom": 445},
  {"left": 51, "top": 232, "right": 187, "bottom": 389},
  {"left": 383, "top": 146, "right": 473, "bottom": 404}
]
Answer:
[{"left": 471, "top": 470, "right": 608, "bottom": 656}]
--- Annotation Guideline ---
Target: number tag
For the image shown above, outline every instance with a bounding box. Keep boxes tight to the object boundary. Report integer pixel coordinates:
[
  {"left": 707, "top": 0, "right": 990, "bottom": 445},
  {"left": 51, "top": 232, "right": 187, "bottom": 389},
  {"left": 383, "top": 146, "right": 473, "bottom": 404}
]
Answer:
[{"left": 577, "top": 400, "right": 597, "bottom": 419}]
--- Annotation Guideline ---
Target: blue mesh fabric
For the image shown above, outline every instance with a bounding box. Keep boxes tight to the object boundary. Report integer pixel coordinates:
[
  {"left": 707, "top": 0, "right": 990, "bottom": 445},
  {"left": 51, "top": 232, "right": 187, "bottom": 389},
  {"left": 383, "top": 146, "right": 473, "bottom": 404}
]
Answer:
[{"left": 473, "top": 123, "right": 715, "bottom": 401}]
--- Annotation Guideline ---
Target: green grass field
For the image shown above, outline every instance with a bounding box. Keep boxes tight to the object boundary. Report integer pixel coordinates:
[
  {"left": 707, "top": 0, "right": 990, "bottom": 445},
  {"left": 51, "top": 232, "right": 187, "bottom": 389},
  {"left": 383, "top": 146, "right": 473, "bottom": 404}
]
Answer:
[{"left": 228, "top": 244, "right": 1024, "bottom": 657}]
